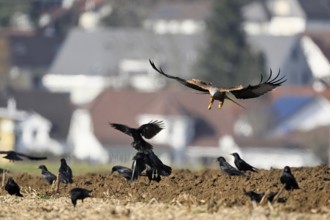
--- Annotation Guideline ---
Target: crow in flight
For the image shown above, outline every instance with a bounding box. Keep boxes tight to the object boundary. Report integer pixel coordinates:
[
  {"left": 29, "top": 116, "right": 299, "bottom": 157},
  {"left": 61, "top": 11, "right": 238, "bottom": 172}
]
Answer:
[
  {"left": 110, "top": 120, "right": 164, "bottom": 151},
  {"left": 59, "top": 158, "right": 73, "bottom": 184},
  {"left": 280, "top": 166, "right": 299, "bottom": 190},
  {"left": 231, "top": 153, "right": 257, "bottom": 172},
  {"left": 38, "top": 165, "right": 57, "bottom": 185},
  {"left": 0, "top": 150, "right": 47, "bottom": 162},
  {"left": 149, "top": 59, "right": 286, "bottom": 110},
  {"left": 69, "top": 188, "right": 92, "bottom": 207},
  {"left": 217, "top": 156, "right": 245, "bottom": 176},
  {"left": 5, "top": 177, "right": 23, "bottom": 197},
  {"left": 110, "top": 121, "right": 164, "bottom": 151}
]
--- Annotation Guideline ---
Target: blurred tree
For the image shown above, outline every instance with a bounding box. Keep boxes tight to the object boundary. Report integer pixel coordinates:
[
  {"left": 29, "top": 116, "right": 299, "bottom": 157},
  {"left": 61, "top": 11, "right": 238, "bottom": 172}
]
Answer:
[
  {"left": 0, "top": 0, "right": 32, "bottom": 27},
  {"left": 195, "top": 0, "right": 264, "bottom": 87}
]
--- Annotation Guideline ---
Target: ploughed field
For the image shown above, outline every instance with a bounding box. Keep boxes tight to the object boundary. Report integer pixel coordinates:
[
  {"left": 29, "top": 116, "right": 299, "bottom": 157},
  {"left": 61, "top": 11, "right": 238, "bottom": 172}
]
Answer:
[{"left": 0, "top": 165, "right": 329, "bottom": 219}]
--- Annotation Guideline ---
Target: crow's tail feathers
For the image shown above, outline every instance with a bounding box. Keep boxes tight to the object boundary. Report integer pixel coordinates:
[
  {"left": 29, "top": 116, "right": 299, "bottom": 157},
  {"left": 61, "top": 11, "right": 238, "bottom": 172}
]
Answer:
[{"left": 146, "top": 150, "right": 172, "bottom": 176}]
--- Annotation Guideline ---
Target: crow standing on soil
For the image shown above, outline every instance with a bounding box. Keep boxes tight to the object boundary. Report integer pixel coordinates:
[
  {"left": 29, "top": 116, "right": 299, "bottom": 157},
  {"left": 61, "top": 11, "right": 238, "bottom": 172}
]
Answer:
[
  {"left": 132, "top": 151, "right": 171, "bottom": 182},
  {"left": 0, "top": 150, "right": 47, "bottom": 162},
  {"left": 59, "top": 158, "right": 73, "bottom": 184},
  {"left": 5, "top": 177, "right": 23, "bottom": 197},
  {"left": 38, "top": 165, "right": 57, "bottom": 185},
  {"left": 217, "top": 156, "right": 245, "bottom": 176},
  {"left": 112, "top": 153, "right": 169, "bottom": 183},
  {"left": 231, "top": 153, "right": 257, "bottom": 172},
  {"left": 280, "top": 166, "right": 299, "bottom": 190},
  {"left": 110, "top": 121, "right": 164, "bottom": 151},
  {"left": 69, "top": 188, "right": 92, "bottom": 207}
]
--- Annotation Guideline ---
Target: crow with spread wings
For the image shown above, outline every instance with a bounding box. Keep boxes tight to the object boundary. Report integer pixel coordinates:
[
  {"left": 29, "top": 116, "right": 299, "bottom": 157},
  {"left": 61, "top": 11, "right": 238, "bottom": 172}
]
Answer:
[
  {"left": 149, "top": 59, "right": 286, "bottom": 110},
  {"left": 110, "top": 121, "right": 172, "bottom": 180},
  {"left": 0, "top": 150, "right": 47, "bottom": 187},
  {"left": 110, "top": 120, "right": 164, "bottom": 151},
  {"left": 0, "top": 150, "right": 47, "bottom": 162}
]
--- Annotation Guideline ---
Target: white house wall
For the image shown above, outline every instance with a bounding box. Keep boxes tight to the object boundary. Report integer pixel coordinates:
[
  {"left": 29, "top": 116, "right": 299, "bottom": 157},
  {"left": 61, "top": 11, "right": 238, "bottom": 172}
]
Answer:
[
  {"left": 68, "top": 109, "right": 109, "bottom": 163},
  {"left": 269, "top": 17, "right": 306, "bottom": 35},
  {"left": 17, "top": 113, "right": 65, "bottom": 155},
  {"left": 42, "top": 74, "right": 111, "bottom": 104},
  {"left": 302, "top": 36, "right": 330, "bottom": 79},
  {"left": 138, "top": 114, "right": 194, "bottom": 149}
]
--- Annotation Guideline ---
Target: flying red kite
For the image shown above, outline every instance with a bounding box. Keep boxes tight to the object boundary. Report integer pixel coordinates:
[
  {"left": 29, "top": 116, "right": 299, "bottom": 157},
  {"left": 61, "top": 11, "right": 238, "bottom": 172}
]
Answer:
[{"left": 149, "top": 59, "right": 286, "bottom": 110}]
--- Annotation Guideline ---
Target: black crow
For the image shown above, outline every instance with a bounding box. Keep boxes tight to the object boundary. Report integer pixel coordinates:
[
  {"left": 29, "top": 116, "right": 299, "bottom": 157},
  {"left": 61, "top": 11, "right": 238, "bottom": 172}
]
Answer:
[
  {"left": 243, "top": 189, "right": 283, "bottom": 203},
  {"left": 243, "top": 189, "right": 264, "bottom": 203},
  {"left": 0, "top": 150, "right": 47, "bottom": 162},
  {"left": 146, "top": 167, "right": 161, "bottom": 182},
  {"left": 5, "top": 177, "right": 23, "bottom": 197},
  {"left": 0, "top": 168, "right": 9, "bottom": 174},
  {"left": 132, "top": 151, "right": 166, "bottom": 182},
  {"left": 280, "top": 166, "right": 299, "bottom": 190},
  {"left": 231, "top": 153, "right": 257, "bottom": 172},
  {"left": 59, "top": 158, "right": 73, "bottom": 184},
  {"left": 217, "top": 156, "right": 245, "bottom": 176},
  {"left": 69, "top": 188, "right": 92, "bottom": 207},
  {"left": 111, "top": 165, "right": 133, "bottom": 180},
  {"left": 110, "top": 121, "right": 164, "bottom": 151},
  {"left": 38, "top": 165, "right": 57, "bottom": 185},
  {"left": 133, "top": 150, "right": 171, "bottom": 179}
]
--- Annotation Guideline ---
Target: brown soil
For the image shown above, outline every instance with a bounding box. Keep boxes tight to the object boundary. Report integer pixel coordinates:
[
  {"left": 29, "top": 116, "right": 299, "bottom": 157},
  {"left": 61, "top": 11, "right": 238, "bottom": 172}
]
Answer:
[{"left": 1, "top": 165, "right": 329, "bottom": 215}]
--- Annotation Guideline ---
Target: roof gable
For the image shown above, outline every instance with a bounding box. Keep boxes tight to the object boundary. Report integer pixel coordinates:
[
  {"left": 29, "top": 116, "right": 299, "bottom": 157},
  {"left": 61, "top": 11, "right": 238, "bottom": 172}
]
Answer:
[{"left": 247, "top": 34, "right": 299, "bottom": 69}]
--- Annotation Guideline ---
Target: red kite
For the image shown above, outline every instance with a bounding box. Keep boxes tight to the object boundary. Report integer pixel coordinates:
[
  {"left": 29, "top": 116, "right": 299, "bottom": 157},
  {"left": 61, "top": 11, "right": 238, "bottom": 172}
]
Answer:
[{"left": 149, "top": 60, "right": 286, "bottom": 110}]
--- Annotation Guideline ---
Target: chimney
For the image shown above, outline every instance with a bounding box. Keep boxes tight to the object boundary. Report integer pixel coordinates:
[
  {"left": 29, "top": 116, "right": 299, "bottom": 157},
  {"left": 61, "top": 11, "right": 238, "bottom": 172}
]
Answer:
[{"left": 7, "top": 97, "right": 17, "bottom": 115}]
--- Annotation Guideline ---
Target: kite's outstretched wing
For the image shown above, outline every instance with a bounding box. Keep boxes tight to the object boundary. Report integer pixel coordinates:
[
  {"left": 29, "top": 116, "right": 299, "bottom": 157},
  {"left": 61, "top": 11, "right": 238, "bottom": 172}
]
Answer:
[
  {"left": 230, "top": 69, "right": 286, "bottom": 99},
  {"left": 149, "top": 59, "right": 209, "bottom": 92}
]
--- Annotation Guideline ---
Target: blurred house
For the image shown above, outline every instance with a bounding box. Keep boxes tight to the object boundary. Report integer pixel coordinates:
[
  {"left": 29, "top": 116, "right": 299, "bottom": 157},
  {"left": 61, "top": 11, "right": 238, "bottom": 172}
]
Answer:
[
  {"left": 242, "top": 0, "right": 330, "bottom": 35},
  {"left": 304, "top": 31, "right": 330, "bottom": 87},
  {"left": 0, "top": 89, "right": 74, "bottom": 156},
  {"left": 42, "top": 28, "right": 204, "bottom": 104},
  {"left": 143, "top": 0, "right": 211, "bottom": 34},
  {"left": 42, "top": 26, "right": 330, "bottom": 105},
  {"left": 248, "top": 34, "right": 313, "bottom": 85},
  {"left": 249, "top": 33, "right": 330, "bottom": 86},
  {"left": 0, "top": 31, "right": 63, "bottom": 89}
]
